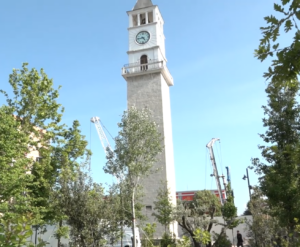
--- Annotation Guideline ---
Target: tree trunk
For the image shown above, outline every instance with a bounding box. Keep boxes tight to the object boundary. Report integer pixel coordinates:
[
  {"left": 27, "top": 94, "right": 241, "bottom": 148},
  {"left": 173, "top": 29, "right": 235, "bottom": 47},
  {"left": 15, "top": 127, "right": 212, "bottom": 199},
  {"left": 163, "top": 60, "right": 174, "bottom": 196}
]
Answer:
[
  {"left": 131, "top": 189, "right": 136, "bottom": 247},
  {"left": 232, "top": 229, "right": 234, "bottom": 247},
  {"left": 57, "top": 220, "right": 62, "bottom": 247},
  {"left": 121, "top": 186, "right": 123, "bottom": 247},
  {"left": 204, "top": 208, "right": 216, "bottom": 247},
  {"left": 192, "top": 237, "right": 201, "bottom": 247},
  {"left": 178, "top": 220, "right": 200, "bottom": 247},
  {"left": 212, "top": 228, "right": 226, "bottom": 247}
]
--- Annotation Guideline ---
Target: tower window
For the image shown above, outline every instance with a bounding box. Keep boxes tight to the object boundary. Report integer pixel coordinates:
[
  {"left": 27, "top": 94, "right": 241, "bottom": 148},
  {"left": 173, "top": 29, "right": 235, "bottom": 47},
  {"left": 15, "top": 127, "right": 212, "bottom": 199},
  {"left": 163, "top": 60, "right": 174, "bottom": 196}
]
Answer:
[
  {"left": 140, "top": 13, "right": 146, "bottom": 25},
  {"left": 140, "top": 55, "right": 148, "bottom": 71},
  {"left": 132, "top": 15, "right": 138, "bottom": 27},
  {"left": 148, "top": 11, "right": 153, "bottom": 23}
]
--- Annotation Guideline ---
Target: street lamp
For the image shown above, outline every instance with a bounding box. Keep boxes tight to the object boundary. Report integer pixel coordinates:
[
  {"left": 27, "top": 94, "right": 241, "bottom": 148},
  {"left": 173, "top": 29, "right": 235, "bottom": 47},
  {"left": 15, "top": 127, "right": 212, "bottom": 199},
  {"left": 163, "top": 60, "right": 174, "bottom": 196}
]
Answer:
[
  {"left": 32, "top": 225, "right": 39, "bottom": 247},
  {"left": 242, "top": 168, "right": 253, "bottom": 200}
]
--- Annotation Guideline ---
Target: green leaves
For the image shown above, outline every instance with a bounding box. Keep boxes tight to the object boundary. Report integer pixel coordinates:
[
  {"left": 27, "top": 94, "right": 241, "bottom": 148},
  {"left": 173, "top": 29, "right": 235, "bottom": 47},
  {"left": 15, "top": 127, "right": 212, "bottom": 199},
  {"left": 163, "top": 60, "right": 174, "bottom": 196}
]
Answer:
[
  {"left": 5, "top": 63, "right": 64, "bottom": 132},
  {"left": 175, "top": 236, "right": 191, "bottom": 247},
  {"left": 264, "top": 15, "right": 279, "bottom": 25},
  {"left": 274, "top": 3, "right": 285, "bottom": 13},
  {"left": 256, "top": 41, "right": 300, "bottom": 234},
  {"left": 175, "top": 190, "right": 222, "bottom": 247},
  {"left": 152, "top": 183, "right": 175, "bottom": 233},
  {"left": 0, "top": 63, "right": 92, "bottom": 244},
  {"left": 284, "top": 19, "right": 293, "bottom": 32},
  {"left": 193, "top": 228, "right": 211, "bottom": 245},
  {"left": 253, "top": 71, "right": 300, "bottom": 231},
  {"left": 104, "top": 106, "right": 163, "bottom": 247},
  {"left": 0, "top": 213, "right": 34, "bottom": 247},
  {"left": 221, "top": 202, "right": 237, "bottom": 221},
  {"left": 281, "top": 0, "right": 290, "bottom": 5},
  {"left": 256, "top": 0, "right": 300, "bottom": 82},
  {"left": 105, "top": 106, "right": 162, "bottom": 183},
  {"left": 245, "top": 188, "right": 282, "bottom": 246}
]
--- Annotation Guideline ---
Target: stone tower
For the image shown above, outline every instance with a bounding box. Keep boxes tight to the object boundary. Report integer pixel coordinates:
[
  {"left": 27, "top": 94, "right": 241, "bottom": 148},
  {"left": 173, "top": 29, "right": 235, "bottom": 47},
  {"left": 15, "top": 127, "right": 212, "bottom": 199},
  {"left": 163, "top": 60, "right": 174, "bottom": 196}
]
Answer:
[{"left": 122, "top": 0, "right": 177, "bottom": 236}]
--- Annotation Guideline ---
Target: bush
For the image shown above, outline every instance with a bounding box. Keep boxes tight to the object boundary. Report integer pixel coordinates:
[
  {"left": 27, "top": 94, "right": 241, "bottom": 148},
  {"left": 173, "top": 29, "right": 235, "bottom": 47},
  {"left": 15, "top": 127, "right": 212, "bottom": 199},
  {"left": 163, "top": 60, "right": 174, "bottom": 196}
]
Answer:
[
  {"left": 212, "top": 232, "right": 231, "bottom": 247},
  {"left": 160, "top": 233, "right": 176, "bottom": 247}
]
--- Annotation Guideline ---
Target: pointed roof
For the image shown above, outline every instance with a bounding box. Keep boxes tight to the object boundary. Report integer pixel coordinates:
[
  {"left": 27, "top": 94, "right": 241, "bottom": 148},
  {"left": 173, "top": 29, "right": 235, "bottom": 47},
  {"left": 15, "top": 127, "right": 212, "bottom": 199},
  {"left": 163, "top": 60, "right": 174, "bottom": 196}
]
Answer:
[{"left": 133, "top": 0, "right": 154, "bottom": 10}]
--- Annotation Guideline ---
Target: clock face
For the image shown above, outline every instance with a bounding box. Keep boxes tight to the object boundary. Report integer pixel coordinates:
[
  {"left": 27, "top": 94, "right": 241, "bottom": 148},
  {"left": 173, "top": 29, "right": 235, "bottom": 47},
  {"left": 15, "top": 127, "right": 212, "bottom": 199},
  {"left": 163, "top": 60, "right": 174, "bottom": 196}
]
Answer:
[{"left": 136, "top": 31, "right": 150, "bottom": 44}]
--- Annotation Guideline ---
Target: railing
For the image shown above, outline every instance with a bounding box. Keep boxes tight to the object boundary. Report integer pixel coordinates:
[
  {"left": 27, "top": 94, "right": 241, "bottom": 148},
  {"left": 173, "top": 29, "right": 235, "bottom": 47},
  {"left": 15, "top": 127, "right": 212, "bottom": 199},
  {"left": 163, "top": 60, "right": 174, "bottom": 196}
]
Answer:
[{"left": 122, "top": 60, "right": 164, "bottom": 75}]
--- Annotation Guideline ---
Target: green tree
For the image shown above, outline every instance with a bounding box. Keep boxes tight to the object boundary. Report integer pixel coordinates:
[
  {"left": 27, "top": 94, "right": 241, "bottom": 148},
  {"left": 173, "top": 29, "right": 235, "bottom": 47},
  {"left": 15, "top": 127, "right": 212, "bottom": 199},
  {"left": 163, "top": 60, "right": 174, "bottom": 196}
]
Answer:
[
  {"left": 0, "top": 106, "right": 30, "bottom": 205},
  {"left": 193, "top": 228, "right": 211, "bottom": 246},
  {"left": 0, "top": 213, "right": 33, "bottom": 247},
  {"left": 211, "top": 232, "right": 231, "bottom": 247},
  {"left": 219, "top": 187, "right": 242, "bottom": 247},
  {"left": 141, "top": 223, "right": 156, "bottom": 247},
  {"left": 152, "top": 183, "right": 175, "bottom": 234},
  {"left": 0, "top": 105, "right": 51, "bottom": 247},
  {"left": 175, "top": 190, "right": 221, "bottom": 247},
  {"left": 0, "top": 63, "right": 65, "bottom": 219},
  {"left": 245, "top": 188, "right": 282, "bottom": 247},
  {"left": 255, "top": 0, "right": 300, "bottom": 84},
  {"left": 49, "top": 120, "right": 91, "bottom": 246},
  {"left": 56, "top": 169, "right": 120, "bottom": 247},
  {"left": 254, "top": 0, "right": 300, "bottom": 243},
  {"left": 0, "top": 63, "right": 91, "bottom": 246},
  {"left": 251, "top": 80, "right": 300, "bottom": 232},
  {"left": 104, "top": 106, "right": 163, "bottom": 247}
]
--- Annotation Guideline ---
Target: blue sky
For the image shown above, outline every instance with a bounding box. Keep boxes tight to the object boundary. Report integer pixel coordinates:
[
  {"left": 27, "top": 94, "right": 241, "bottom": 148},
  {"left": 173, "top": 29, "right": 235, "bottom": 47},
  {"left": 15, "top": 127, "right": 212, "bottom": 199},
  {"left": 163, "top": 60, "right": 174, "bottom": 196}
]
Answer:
[{"left": 0, "top": 0, "right": 281, "bottom": 215}]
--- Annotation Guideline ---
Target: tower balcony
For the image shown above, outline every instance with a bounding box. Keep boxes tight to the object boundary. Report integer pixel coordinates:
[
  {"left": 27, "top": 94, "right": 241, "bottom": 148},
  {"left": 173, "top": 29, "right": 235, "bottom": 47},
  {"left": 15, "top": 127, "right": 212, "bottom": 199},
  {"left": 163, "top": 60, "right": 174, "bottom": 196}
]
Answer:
[{"left": 122, "top": 60, "right": 174, "bottom": 86}]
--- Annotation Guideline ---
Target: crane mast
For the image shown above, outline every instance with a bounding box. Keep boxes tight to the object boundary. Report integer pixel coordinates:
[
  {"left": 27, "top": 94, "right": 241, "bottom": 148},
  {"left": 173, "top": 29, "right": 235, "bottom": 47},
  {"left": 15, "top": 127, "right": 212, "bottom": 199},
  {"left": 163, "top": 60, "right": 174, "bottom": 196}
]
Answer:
[
  {"left": 91, "top": 116, "right": 112, "bottom": 155},
  {"left": 206, "top": 138, "right": 225, "bottom": 205},
  {"left": 91, "top": 116, "right": 121, "bottom": 182}
]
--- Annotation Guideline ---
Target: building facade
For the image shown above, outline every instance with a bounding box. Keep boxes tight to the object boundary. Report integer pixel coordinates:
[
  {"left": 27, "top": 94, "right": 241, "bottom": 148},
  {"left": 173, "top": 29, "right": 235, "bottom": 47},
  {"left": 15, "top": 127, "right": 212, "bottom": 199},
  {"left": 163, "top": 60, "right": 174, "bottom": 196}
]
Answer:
[{"left": 176, "top": 190, "right": 226, "bottom": 202}]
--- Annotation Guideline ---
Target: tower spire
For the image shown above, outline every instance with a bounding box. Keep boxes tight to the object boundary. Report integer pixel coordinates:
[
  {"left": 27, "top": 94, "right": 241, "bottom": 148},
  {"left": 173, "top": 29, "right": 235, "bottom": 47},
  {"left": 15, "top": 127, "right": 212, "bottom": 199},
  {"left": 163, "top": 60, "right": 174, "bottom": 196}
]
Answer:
[{"left": 133, "top": 0, "right": 153, "bottom": 10}]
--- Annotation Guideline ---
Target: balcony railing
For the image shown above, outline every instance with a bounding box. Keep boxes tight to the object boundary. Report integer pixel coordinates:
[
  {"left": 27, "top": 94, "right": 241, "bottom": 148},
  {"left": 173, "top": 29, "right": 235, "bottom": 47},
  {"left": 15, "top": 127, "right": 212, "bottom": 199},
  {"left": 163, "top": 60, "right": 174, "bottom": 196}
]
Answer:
[
  {"left": 122, "top": 59, "right": 174, "bottom": 86},
  {"left": 122, "top": 60, "right": 165, "bottom": 75}
]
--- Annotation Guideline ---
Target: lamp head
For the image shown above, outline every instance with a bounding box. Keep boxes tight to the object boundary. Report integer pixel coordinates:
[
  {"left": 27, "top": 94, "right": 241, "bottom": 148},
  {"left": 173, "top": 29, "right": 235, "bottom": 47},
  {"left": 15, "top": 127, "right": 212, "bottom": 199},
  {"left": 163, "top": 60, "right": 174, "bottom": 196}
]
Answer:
[{"left": 242, "top": 175, "right": 247, "bottom": 180}]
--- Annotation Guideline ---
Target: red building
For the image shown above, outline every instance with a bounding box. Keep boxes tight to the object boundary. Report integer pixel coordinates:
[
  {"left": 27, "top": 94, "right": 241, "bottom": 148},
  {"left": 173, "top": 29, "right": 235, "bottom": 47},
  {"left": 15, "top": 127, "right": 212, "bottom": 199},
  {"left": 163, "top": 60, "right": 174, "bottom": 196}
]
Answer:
[{"left": 176, "top": 190, "right": 226, "bottom": 202}]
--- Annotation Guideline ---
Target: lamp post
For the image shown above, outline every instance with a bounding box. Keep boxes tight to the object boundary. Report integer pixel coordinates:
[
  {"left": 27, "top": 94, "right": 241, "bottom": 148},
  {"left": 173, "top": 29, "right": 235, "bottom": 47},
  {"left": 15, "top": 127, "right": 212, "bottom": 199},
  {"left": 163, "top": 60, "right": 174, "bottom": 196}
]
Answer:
[
  {"left": 243, "top": 169, "right": 258, "bottom": 247},
  {"left": 242, "top": 168, "right": 252, "bottom": 200},
  {"left": 32, "top": 225, "right": 39, "bottom": 247}
]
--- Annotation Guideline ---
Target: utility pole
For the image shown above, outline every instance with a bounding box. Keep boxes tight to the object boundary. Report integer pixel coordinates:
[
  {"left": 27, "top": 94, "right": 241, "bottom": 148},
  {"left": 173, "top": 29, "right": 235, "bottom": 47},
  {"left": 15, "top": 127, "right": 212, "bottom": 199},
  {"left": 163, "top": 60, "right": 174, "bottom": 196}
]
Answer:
[{"left": 32, "top": 225, "right": 39, "bottom": 247}]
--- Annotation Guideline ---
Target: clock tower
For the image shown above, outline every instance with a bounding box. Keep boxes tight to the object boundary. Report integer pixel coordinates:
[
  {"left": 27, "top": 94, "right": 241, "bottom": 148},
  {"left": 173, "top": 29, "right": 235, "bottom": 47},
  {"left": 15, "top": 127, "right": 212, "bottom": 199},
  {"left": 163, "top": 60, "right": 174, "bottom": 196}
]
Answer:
[{"left": 122, "top": 0, "right": 177, "bottom": 236}]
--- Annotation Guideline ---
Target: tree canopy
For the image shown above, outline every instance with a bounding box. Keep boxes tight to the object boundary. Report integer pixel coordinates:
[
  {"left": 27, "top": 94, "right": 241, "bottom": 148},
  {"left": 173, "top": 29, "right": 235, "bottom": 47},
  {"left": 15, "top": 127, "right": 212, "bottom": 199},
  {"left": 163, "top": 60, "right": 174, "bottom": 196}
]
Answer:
[
  {"left": 175, "top": 190, "right": 221, "bottom": 247},
  {"left": 152, "top": 183, "right": 175, "bottom": 234},
  {"left": 104, "top": 106, "right": 162, "bottom": 247},
  {"left": 0, "top": 63, "right": 93, "bottom": 246},
  {"left": 253, "top": 0, "right": 300, "bottom": 239},
  {"left": 255, "top": 0, "right": 300, "bottom": 84}
]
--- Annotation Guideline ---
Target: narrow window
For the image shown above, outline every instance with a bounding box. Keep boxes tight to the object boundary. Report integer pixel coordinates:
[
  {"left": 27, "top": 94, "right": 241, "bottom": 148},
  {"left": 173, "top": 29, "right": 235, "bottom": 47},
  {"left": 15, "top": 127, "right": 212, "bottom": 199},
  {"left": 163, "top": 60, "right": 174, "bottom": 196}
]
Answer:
[
  {"left": 140, "top": 55, "right": 148, "bottom": 71},
  {"left": 148, "top": 11, "right": 153, "bottom": 23},
  {"left": 141, "top": 13, "right": 146, "bottom": 25},
  {"left": 133, "top": 15, "right": 138, "bottom": 27}
]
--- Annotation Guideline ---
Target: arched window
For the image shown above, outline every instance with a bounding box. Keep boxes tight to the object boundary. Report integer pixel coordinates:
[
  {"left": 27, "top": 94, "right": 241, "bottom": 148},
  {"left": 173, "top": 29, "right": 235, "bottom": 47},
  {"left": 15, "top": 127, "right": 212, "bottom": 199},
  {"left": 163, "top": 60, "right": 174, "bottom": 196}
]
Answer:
[{"left": 140, "top": 55, "right": 148, "bottom": 71}]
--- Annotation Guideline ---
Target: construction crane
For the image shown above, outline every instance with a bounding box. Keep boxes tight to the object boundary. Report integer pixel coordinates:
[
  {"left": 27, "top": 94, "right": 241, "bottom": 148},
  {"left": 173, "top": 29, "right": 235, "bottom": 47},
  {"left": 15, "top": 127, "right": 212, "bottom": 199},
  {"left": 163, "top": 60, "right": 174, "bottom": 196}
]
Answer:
[
  {"left": 206, "top": 138, "right": 226, "bottom": 205},
  {"left": 91, "top": 116, "right": 122, "bottom": 182},
  {"left": 91, "top": 116, "right": 112, "bottom": 155},
  {"left": 226, "top": 166, "right": 235, "bottom": 204}
]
